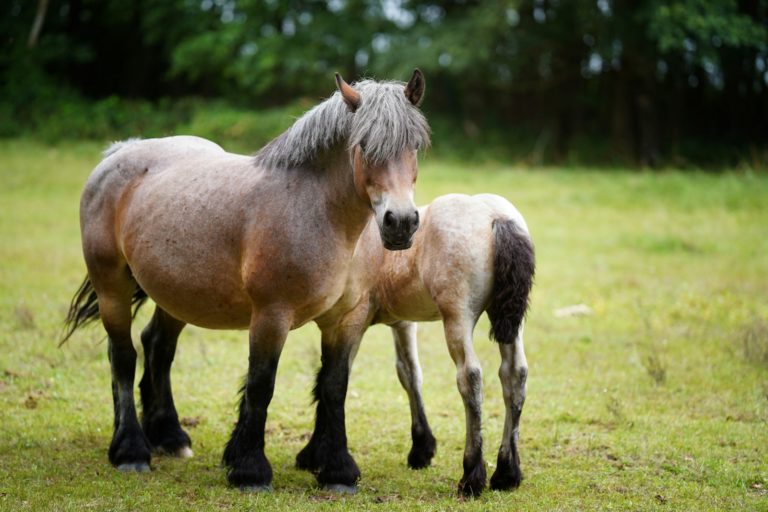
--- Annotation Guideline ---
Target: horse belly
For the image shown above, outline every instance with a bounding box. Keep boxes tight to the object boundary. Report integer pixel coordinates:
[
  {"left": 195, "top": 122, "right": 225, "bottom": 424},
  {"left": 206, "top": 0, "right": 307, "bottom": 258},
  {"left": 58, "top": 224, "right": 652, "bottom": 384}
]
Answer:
[
  {"left": 118, "top": 169, "right": 254, "bottom": 329},
  {"left": 132, "top": 259, "right": 252, "bottom": 329},
  {"left": 377, "top": 280, "right": 441, "bottom": 324}
]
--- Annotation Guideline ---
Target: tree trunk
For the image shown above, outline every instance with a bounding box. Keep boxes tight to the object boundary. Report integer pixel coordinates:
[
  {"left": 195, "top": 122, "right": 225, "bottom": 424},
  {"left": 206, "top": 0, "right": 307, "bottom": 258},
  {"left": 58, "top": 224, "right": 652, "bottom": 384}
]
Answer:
[
  {"left": 611, "top": 68, "right": 635, "bottom": 163},
  {"left": 27, "top": 0, "right": 50, "bottom": 48}
]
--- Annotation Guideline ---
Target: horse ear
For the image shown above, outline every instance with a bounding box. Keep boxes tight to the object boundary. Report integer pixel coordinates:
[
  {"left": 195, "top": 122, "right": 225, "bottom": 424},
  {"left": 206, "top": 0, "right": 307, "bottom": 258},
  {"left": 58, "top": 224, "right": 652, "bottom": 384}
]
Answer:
[
  {"left": 404, "top": 68, "right": 425, "bottom": 107},
  {"left": 335, "top": 72, "right": 361, "bottom": 112}
]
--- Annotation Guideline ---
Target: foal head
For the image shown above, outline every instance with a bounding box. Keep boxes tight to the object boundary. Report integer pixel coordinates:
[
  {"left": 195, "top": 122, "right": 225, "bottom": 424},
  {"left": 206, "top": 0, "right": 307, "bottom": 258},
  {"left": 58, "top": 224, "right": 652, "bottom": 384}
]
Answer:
[{"left": 336, "top": 70, "right": 429, "bottom": 250}]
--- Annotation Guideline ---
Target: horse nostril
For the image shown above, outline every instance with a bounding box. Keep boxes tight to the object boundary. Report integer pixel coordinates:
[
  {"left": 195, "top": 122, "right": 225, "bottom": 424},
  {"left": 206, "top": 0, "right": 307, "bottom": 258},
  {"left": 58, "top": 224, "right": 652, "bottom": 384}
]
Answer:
[
  {"left": 412, "top": 210, "right": 419, "bottom": 228},
  {"left": 383, "top": 210, "right": 396, "bottom": 228}
]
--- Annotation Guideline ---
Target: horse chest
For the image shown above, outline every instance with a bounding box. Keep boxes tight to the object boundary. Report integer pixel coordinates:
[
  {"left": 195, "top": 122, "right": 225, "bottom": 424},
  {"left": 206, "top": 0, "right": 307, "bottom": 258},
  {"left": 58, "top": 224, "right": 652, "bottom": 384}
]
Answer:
[{"left": 242, "top": 236, "right": 355, "bottom": 327}]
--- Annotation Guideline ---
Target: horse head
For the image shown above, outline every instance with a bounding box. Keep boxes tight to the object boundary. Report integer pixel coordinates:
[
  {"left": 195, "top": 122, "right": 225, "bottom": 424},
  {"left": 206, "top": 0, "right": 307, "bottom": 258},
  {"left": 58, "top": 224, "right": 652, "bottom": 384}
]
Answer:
[{"left": 336, "top": 70, "right": 427, "bottom": 250}]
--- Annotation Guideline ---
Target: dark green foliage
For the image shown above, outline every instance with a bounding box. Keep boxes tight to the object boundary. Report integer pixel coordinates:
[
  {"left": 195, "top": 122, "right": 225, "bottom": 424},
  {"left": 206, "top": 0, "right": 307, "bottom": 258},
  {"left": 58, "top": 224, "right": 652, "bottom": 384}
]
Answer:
[{"left": 1, "top": 0, "right": 767, "bottom": 166}]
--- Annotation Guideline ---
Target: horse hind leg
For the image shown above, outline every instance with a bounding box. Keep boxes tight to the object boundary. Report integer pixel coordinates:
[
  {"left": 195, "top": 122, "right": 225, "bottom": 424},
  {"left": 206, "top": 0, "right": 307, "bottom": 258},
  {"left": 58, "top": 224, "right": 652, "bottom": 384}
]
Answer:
[
  {"left": 490, "top": 326, "right": 527, "bottom": 490},
  {"left": 391, "top": 321, "right": 437, "bottom": 469},
  {"left": 443, "top": 313, "right": 486, "bottom": 497},
  {"left": 92, "top": 265, "right": 152, "bottom": 472},
  {"left": 138, "top": 306, "right": 191, "bottom": 458}
]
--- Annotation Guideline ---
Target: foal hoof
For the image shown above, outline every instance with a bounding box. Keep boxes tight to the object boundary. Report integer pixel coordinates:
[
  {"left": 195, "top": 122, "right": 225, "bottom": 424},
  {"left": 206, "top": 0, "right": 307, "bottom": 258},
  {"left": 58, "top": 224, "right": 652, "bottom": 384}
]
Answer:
[
  {"left": 407, "top": 429, "right": 437, "bottom": 469},
  {"left": 322, "top": 484, "right": 358, "bottom": 495},
  {"left": 489, "top": 456, "right": 523, "bottom": 490},
  {"left": 116, "top": 462, "right": 151, "bottom": 473},
  {"left": 458, "top": 460, "right": 487, "bottom": 497},
  {"left": 239, "top": 484, "right": 273, "bottom": 493}
]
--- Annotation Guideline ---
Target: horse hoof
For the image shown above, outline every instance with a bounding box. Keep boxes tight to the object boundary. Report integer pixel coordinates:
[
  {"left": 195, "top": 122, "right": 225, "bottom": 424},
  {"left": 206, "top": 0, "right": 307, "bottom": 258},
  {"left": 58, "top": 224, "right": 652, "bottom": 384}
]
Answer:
[
  {"left": 175, "top": 446, "right": 194, "bottom": 459},
  {"left": 323, "top": 484, "right": 358, "bottom": 494},
  {"left": 239, "top": 485, "right": 273, "bottom": 493},
  {"left": 116, "top": 462, "right": 150, "bottom": 473}
]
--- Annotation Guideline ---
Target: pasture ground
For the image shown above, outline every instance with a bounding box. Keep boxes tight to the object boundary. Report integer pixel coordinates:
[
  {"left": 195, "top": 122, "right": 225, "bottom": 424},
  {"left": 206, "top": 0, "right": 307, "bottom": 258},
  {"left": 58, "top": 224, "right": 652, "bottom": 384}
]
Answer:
[{"left": 0, "top": 139, "right": 766, "bottom": 511}]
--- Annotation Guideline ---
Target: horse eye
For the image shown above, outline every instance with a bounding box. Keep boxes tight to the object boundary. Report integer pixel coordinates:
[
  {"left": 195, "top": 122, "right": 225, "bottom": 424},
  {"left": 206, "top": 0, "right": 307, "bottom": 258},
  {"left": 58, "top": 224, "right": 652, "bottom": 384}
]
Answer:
[{"left": 359, "top": 141, "right": 367, "bottom": 152}]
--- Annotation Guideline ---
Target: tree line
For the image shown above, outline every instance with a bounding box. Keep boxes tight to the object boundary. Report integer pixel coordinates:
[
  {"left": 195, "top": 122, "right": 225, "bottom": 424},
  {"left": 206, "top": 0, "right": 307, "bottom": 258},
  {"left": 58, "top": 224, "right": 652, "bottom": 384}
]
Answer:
[{"left": 2, "top": 0, "right": 767, "bottom": 166}]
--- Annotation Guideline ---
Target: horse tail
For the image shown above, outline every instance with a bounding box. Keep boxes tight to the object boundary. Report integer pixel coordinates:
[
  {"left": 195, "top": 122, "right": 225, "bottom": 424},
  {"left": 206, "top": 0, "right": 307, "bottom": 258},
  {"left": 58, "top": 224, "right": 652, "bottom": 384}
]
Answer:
[
  {"left": 487, "top": 218, "right": 535, "bottom": 344},
  {"left": 60, "top": 274, "right": 148, "bottom": 345}
]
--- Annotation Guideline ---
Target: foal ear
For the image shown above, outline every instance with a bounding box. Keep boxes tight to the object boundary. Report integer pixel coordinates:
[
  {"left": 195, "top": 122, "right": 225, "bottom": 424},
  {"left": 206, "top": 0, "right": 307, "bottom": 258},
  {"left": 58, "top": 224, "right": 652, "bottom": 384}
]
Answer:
[
  {"left": 404, "top": 68, "right": 425, "bottom": 107},
  {"left": 335, "top": 72, "right": 361, "bottom": 112}
]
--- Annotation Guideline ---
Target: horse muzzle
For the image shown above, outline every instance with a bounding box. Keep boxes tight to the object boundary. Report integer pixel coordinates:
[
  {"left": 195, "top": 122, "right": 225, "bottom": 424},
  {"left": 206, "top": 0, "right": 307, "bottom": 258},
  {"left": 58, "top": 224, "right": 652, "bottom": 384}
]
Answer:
[{"left": 380, "top": 209, "right": 419, "bottom": 251}]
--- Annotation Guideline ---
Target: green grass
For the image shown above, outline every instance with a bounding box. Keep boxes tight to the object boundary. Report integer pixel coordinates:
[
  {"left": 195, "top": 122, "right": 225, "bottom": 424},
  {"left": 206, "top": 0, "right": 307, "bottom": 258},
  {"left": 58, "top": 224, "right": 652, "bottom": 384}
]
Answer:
[{"left": 1, "top": 139, "right": 767, "bottom": 511}]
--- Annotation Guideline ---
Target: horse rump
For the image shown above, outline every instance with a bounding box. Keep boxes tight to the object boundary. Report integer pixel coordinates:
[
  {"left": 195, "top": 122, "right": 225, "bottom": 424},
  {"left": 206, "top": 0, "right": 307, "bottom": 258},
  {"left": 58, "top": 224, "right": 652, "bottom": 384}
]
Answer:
[
  {"left": 60, "top": 274, "right": 148, "bottom": 344},
  {"left": 487, "top": 219, "right": 535, "bottom": 344}
]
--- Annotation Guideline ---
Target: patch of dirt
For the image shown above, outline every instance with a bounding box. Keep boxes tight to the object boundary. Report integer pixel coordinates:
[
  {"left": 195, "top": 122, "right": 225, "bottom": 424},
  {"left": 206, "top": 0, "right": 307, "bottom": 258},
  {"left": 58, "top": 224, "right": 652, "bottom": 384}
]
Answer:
[{"left": 180, "top": 416, "right": 202, "bottom": 428}]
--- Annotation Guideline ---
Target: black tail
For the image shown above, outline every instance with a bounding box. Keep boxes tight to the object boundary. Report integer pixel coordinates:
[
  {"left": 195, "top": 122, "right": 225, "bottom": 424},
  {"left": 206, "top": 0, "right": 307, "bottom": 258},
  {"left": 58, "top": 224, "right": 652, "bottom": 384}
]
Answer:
[
  {"left": 487, "top": 219, "right": 536, "bottom": 344},
  {"left": 60, "top": 274, "right": 148, "bottom": 345}
]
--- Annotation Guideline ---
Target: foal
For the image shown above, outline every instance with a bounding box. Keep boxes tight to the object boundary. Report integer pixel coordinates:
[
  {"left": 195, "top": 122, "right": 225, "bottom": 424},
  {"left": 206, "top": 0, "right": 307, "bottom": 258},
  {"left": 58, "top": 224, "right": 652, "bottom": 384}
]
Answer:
[
  {"left": 299, "top": 193, "right": 535, "bottom": 496},
  {"left": 63, "top": 71, "right": 430, "bottom": 492}
]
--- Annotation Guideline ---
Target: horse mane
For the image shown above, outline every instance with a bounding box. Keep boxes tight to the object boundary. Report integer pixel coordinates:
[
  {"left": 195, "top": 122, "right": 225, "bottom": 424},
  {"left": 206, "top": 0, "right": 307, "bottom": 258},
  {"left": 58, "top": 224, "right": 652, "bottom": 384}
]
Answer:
[{"left": 254, "top": 80, "right": 430, "bottom": 170}]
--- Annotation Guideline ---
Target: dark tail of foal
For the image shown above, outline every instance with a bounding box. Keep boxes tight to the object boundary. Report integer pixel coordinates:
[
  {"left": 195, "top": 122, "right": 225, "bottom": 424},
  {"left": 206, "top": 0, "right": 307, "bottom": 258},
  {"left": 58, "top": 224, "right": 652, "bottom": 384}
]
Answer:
[
  {"left": 60, "top": 274, "right": 148, "bottom": 345},
  {"left": 487, "top": 219, "right": 536, "bottom": 344}
]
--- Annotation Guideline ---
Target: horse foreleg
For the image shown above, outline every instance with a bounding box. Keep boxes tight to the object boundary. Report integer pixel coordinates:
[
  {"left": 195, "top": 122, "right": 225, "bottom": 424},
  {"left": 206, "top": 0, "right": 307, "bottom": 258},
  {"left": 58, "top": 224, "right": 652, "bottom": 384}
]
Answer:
[
  {"left": 97, "top": 278, "right": 152, "bottom": 472},
  {"left": 138, "top": 306, "right": 191, "bottom": 458},
  {"left": 223, "top": 310, "right": 289, "bottom": 490},
  {"left": 300, "top": 327, "right": 361, "bottom": 491},
  {"left": 391, "top": 321, "right": 437, "bottom": 469},
  {"left": 490, "top": 327, "right": 527, "bottom": 490},
  {"left": 444, "top": 314, "right": 486, "bottom": 497}
]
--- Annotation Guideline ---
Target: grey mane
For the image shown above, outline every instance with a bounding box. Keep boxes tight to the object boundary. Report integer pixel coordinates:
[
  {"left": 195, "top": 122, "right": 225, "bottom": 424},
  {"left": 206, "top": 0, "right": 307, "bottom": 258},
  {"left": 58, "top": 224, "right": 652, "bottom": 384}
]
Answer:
[{"left": 254, "top": 80, "right": 430, "bottom": 169}]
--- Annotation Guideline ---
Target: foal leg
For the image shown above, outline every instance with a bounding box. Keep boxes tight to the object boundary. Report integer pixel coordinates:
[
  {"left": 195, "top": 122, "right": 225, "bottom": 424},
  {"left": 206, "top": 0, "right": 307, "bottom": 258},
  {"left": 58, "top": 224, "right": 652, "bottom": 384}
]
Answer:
[
  {"left": 95, "top": 272, "right": 151, "bottom": 472},
  {"left": 490, "top": 327, "right": 528, "bottom": 490},
  {"left": 138, "top": 306, "right": 192, "bottom": 457},
  {"left": 391, "top": 321, "right": 437, "bottom": 469},
  {"left": 223, "top": 310, "right": 289, "bottom": 490},
  {"left": 296, "top": 327, "right": 361, "bottom": 491},
  {"left": 444, "top": 314, "right": 486, "bottom": 497}
]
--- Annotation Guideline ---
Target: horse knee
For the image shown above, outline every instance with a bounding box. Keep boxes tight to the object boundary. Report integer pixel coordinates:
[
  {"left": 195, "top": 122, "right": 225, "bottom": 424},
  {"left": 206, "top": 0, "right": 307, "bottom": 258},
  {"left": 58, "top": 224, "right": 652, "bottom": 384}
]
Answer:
[{"left": 457, "top": 365, "right": 483, "bottom": 408}]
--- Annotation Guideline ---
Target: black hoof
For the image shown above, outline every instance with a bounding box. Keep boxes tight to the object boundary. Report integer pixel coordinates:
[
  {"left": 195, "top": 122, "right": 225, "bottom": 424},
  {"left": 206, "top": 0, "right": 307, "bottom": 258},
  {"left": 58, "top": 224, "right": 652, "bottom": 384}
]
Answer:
[
  {"left": 457, "top": 458, "right": 487, "bottom": 497},
  {"left": 490, "top": 452, "right": 523, "bottom": 491},
  {"left": 142, "top": 413, "right": 192, "bottom": 456},
  {"left": 116, "top": 462, "right": 150, "bottom": 473},
  {"left": 223, "top": 439, "right": 273, "bottom": 488},
  {"left": 316, "top": 451, "right": 361, "bottom": 488},
  {"left": 408, "top": 428, "right": 437, "bottom": 469},
  {"left": 295, "top": 441, "right": 321, "bottom": 472},
  {"left": 226, "top": 461, "right": 273, "bottom": 489},
  {"left": 239, "top": 484, "right": 273, "bottom": 493},
  {"left": 109, "top": 426, "right": 152, "bottom": 470},
  {"left": 322, "top": 484, "right": 358, "bottom": 494}
]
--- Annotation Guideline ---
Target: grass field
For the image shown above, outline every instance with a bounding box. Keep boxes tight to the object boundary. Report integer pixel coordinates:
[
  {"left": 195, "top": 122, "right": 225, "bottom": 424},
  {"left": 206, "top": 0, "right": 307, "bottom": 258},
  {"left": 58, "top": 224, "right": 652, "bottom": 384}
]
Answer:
[{"left": 0, "top": 139, "right": 767, "bottom": 511}]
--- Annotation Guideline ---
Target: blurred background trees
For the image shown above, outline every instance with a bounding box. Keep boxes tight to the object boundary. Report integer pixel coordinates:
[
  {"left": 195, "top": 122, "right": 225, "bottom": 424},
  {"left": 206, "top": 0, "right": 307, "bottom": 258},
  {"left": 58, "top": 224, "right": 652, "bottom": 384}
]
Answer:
[{"left": 2, "top": 0, "right": 766, "bottom": 167}]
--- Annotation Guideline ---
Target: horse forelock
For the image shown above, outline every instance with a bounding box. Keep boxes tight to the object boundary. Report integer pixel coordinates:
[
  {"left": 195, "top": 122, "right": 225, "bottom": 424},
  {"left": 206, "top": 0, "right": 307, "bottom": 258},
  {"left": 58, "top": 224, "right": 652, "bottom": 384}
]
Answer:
[{"left": 254, "top": 79, "right": 430, "bottom": 170}]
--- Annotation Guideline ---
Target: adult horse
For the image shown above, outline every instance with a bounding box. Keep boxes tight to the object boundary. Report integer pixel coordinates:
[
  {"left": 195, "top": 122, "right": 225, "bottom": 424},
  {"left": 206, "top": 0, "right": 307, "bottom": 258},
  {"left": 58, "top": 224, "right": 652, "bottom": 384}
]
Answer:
[
  {"left": 297, "top": 194, "right": 535, "bottom": 496},
  {"left": 62, "top": 70, "right": 430, "bottom": 492}
]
